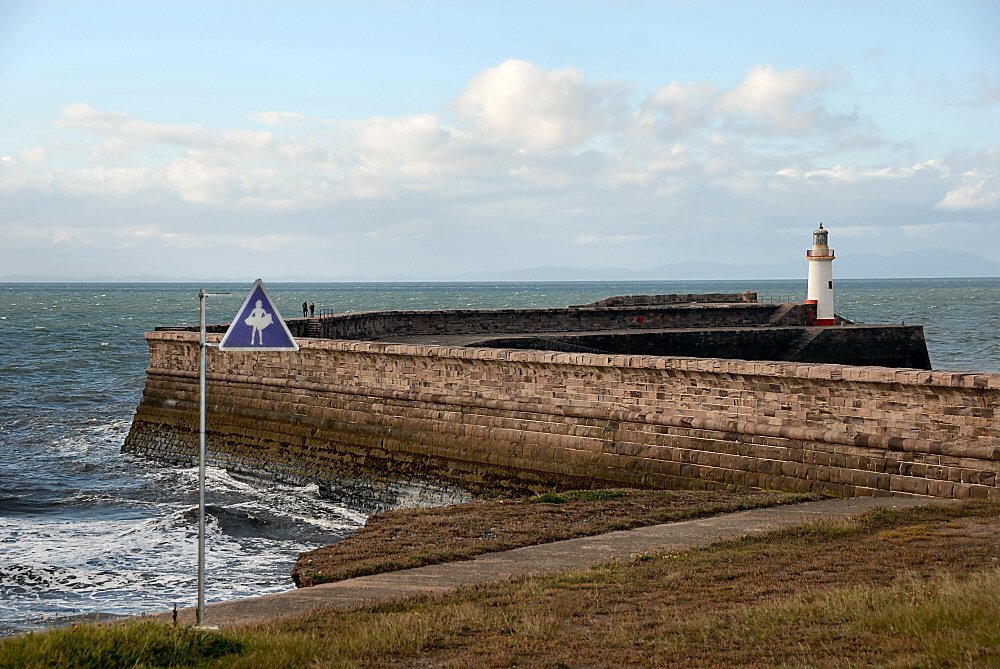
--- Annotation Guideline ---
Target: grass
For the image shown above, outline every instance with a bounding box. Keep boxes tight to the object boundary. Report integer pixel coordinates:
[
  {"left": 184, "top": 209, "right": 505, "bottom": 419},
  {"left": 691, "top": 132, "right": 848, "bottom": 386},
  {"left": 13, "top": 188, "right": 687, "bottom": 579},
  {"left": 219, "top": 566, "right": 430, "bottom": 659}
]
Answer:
[
  {"left": 637, "top": 568, "right": 1000, "bottom": 668},
  {"left": 4, "top": 501, "right": 999, "bottom": 668},
  {"left": 526, "top": 489, "right": 629, "bottom": 504},
  {"left": 293, "top": 488, "right": 817, "bottom": 585},
  {"left": 0, "top": 622, "right": 241, "bottom": 669}
]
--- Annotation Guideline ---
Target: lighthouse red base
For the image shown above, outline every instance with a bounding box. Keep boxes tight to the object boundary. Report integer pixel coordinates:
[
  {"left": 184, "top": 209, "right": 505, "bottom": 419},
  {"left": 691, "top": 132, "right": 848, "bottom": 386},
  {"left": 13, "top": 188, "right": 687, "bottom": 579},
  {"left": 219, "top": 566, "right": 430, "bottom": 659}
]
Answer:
[{"left": 804, "top": 299, "right": 836, "bottom": 326}]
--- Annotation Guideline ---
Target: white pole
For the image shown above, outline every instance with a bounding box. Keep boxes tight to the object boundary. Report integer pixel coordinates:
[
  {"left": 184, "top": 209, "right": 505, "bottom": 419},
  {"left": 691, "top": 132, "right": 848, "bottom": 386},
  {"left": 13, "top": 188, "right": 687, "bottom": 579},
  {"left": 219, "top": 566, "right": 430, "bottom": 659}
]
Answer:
[
  {"left": 197, "top": 288, "right": 207, "bottom": 626},
  {"left": 196, "top": 289, "right": 229, "bottom": 629}
]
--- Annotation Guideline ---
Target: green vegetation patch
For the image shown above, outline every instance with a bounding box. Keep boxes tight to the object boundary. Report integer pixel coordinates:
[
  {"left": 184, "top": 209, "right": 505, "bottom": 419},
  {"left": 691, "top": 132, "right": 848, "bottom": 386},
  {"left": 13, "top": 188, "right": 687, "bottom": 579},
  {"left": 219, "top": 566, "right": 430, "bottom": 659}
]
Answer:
[
  {"left": 4, "top": 502, "right": 999, "bottom": 668},
  {"left": 656, "top": 567, "right": 1000, "bottom": 667},
  {"left": 0, "top": 621, "right": 242, "bottom": 669},
  {"left": 294, "top": 488, "right": 815, "bottom": 586},
  {"left": 527, "top": 489, "right": 629, "bottom": 504},
  {"left": 527, "top": 491, "right": 568, "bottom": 504}
]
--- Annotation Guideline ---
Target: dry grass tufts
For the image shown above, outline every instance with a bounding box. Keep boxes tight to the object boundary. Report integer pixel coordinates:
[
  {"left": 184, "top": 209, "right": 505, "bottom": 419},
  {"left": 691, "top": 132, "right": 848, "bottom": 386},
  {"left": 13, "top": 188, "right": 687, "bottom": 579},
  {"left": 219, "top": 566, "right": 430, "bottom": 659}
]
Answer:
[
  {"left": 6, "top": 501, "right": 998, "bottom": 668},
  {"left": 293, "top": 488, "right": 815, "bottom": 586}
]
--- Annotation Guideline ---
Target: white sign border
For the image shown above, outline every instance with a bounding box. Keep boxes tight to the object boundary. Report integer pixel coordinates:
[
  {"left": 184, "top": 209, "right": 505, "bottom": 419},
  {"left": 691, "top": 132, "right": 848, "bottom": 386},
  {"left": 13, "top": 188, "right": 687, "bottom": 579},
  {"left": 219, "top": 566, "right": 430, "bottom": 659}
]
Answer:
[{"left": 218, "top": 278, "right": 300, "bottom": 352}]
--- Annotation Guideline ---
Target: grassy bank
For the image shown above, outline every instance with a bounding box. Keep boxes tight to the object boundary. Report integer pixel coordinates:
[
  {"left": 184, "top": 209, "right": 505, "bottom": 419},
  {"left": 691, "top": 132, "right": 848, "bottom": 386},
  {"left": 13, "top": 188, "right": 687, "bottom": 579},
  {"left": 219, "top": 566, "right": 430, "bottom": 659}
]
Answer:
[
  {"left": 4, "top": 501, "right": 999, "bottom": 668},
  {"left": 293, "top": 488, "right": 815, "bottom": 586}
]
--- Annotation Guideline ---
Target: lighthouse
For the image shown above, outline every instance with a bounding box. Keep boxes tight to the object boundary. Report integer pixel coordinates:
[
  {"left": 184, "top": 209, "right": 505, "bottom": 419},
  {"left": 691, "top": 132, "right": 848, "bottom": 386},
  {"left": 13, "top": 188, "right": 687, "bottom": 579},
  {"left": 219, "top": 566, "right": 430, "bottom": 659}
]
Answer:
[{"left": 806, "top": 223, "right": 836, "bottom": 325}]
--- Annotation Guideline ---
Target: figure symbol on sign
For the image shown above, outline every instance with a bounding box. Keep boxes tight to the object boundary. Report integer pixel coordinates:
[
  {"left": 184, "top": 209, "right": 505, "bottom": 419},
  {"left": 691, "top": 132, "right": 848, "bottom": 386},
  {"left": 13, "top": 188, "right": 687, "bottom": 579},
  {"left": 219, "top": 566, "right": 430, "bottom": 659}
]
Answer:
[{"left": 244, "top": 299, "right": 274, "bottom": 345}]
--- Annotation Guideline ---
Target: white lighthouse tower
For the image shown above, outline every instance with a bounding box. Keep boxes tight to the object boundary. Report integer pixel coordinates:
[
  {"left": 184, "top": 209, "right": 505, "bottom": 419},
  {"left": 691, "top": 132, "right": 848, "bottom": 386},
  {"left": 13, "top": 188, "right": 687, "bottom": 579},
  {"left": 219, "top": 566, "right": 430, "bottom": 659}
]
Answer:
[{"left": 806, "top": 223, "right": 836, "bottom": 325}]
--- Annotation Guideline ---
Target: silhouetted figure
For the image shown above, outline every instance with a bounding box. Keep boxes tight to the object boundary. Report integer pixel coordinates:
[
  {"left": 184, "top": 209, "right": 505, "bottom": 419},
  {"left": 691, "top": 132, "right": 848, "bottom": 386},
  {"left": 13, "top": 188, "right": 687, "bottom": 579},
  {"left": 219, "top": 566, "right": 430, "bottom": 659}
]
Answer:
[
  {"left": 309, "top": 302, "right": 315, "bottom": 317},
  {"left": 302, "top": 301, "right": 308, "bottom": 317}
]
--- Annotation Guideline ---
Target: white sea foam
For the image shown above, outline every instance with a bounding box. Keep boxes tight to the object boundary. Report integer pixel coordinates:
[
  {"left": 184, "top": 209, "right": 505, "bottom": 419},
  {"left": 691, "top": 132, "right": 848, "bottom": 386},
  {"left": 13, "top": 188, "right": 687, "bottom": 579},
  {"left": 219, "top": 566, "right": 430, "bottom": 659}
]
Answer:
[
  {"left": 0, "top": 472, "right": 364, "bottom": 632},
  {"left": 0, "top": 453, "right": 367, "bottom": 634},
  {"left": 4, "top": 279, "right": 997, "bottom": 636}
]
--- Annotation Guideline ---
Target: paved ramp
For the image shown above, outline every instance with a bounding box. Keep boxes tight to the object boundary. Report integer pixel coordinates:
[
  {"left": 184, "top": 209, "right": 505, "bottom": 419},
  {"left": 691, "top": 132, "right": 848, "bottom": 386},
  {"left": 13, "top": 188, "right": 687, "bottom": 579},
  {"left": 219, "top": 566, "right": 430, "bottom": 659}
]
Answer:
[{"left": 154, "top": 496, "right": 947, "bottom": 629}]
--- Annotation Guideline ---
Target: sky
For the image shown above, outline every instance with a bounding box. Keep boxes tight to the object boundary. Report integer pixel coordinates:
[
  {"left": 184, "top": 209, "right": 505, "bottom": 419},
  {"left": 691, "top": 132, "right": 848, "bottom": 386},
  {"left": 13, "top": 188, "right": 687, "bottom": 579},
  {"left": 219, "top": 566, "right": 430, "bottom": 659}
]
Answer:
[{"left": 1, "top": 0, "right": 998, "bottom": 280}]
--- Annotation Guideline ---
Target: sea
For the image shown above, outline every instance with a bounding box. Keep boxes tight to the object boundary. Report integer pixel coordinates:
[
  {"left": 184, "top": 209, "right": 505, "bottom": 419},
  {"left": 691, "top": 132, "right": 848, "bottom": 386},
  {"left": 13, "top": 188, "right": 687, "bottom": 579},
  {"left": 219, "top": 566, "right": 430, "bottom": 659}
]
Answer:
[{"left": 1, "top": 278, "right": 997, "bottom": 636}]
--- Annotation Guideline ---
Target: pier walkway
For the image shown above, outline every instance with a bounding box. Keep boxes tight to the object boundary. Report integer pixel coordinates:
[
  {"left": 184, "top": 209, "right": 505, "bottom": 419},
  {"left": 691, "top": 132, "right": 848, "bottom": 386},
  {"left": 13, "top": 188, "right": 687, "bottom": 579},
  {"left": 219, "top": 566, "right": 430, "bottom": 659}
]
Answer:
[{"left": 155, "top": 496, "right": 944, "bottom": 629}]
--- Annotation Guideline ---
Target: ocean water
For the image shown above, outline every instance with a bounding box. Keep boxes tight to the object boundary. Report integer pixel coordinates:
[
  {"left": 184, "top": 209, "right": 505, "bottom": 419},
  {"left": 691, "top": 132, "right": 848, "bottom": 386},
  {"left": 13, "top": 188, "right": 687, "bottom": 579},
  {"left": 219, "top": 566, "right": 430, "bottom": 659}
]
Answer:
[{"left": 1, "top": 278, "right": 997, "bottom": 636}]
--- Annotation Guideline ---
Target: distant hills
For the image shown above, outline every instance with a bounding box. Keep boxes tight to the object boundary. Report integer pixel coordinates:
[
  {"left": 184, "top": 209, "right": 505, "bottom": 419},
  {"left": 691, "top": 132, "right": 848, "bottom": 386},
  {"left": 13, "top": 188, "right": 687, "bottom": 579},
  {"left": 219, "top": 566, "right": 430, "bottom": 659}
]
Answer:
[
  {"left": 3, "top": 250, "right": 998, "bottom": 282},
  {"left": 453, "top": 250, "right": 1000, "bottom": 282},
  {"left": 835, "top": 250, "right": 1000, "bottom": 280}
]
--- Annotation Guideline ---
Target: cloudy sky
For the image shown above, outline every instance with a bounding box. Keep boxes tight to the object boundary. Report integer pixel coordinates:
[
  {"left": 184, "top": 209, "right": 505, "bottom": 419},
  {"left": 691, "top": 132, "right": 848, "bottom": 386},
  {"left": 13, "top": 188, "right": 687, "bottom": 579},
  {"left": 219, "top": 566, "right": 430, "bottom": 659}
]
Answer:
[{"left": 1, "top": 1, "right": 998, "bottom": 280}]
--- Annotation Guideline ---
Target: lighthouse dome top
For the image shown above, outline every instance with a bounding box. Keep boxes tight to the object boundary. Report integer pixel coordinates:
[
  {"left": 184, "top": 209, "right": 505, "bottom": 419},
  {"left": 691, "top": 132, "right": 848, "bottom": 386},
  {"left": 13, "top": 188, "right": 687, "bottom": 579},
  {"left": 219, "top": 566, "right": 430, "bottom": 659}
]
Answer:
[{"left": 813, "top": 223, "right": 829, "bottom": 245}]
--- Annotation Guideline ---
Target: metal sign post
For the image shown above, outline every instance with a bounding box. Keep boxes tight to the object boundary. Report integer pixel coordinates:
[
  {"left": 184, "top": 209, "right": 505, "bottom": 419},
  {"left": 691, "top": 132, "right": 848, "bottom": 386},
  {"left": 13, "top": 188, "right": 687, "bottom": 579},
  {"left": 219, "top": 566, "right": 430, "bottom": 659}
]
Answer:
[
  {"left": 196, "top": 288, "right": 229, "bottom": 628},
  {"left": 195, "top": 279, "right": 298, "bottom": 628}
]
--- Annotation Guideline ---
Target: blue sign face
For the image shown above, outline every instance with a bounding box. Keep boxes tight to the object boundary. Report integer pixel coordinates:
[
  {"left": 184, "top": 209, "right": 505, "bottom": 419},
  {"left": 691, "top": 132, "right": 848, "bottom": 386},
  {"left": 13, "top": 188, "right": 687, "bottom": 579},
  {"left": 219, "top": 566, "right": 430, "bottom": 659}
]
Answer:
[{"left": 219, "top": 280, "right": 299, "bottom": 351}]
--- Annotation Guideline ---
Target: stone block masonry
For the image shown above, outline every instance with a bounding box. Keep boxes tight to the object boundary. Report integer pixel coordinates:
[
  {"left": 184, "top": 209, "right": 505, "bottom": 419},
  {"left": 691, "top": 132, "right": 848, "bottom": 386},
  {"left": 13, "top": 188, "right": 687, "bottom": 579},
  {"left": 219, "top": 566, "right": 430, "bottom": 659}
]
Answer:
[
  {"left": 170, "top": 300, "right": 929, "bottom": 369},
  {"left": 124, "top": 331, "right": 1000, "bottom": 500}
]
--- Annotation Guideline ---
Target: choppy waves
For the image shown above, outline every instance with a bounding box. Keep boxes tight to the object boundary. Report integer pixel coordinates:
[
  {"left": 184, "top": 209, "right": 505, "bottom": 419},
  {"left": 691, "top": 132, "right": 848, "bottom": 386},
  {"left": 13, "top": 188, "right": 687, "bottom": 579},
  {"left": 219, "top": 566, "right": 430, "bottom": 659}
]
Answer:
[
  {"left": 1, "top": 279, "right": 997, "bottom": 637},
  {"left": 0, "top": 464, "right": 366, "bottom": 636},
  {"left": 0, "top": 284, "right": 377, "bottom": 636}
]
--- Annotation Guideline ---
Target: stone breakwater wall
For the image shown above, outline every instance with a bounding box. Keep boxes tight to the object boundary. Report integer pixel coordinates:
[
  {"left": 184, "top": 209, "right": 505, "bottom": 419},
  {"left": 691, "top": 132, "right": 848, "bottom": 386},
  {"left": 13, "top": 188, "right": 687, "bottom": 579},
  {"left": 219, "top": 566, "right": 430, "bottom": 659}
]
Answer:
[
  {"left": 181, "top": 300, "right": 804, "bottom": 341},
  {"left": 476, "top": 325, "right": 930, "bottom": 368},
  {"left": 123, "top": 331, "right": 1000, "bottom": 500},
  {"left": 309, "top": 302, "right": 810, "bottom": 341},
  {"left": 570, "top": 292, "right": 757, "bottom": 308}
]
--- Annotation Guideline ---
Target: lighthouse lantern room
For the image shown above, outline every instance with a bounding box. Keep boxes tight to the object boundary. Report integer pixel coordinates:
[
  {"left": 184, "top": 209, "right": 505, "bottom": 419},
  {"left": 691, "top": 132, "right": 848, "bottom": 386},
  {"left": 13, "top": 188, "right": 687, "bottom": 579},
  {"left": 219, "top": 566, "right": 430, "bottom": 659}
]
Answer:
[{"left": 806, "top": 223, "right": 836, "bottom": 326}]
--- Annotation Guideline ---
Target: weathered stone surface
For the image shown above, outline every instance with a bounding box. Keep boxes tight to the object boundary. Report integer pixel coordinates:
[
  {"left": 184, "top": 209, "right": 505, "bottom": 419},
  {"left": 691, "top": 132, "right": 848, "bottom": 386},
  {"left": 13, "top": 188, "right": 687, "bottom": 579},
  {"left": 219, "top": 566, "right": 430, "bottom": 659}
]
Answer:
[
  {"left": 166, "top": 299, "right": 930, "bottom": 369},
  {"left": 124, "top": 330, "right": 999, "bottom": 499}
]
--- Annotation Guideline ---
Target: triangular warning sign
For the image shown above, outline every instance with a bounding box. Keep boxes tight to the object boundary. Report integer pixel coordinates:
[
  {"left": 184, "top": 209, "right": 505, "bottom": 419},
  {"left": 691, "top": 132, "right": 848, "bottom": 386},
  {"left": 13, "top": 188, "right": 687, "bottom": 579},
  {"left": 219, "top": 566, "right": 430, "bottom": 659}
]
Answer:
[{"left": 219, "top": 279, "right": 299, "bottom": 351}]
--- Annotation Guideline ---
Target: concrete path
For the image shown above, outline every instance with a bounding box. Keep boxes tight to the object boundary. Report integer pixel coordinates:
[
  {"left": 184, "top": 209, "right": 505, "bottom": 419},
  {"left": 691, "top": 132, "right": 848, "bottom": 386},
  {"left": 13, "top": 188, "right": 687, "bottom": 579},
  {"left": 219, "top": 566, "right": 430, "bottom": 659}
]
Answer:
[{"left": 157, "top": 496, "right": 945, "bottom": 629}]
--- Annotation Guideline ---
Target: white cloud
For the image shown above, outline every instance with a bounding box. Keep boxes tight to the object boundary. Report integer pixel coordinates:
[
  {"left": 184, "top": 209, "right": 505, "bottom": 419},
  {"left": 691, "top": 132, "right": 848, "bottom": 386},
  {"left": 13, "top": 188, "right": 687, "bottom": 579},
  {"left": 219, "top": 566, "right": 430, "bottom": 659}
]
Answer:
[
  {"left": 235, "top": 233, "right": 298, "bottom": 250},
  {"left": 644, "top": 81, "right": 720, "bottom": 133},
  {"left": 346, "top": 166, "right": 393, "bottom": 199},
  {"left": 59, "top": 102, "right": 208, "bottom": 147},
  {"left": 717, "top": 64, "right": 847, "bottom": 133},
  {"left": 163, "top": 155, "right": 235, "bottom": 204},
  {"left": 276, "top": 140, "right": 332, "bottom": 164},
  {"left": 158, "top": 231, "right": 207, "bottom": 248},
  {"left": 219, "top": 129, "right": 274, "bottom": 152},
  {"left": 60, "top": 103, "right": 275, "bottom": 156},
  {"left": 358, "top": 114, "right": 448, "bottom": 156},
  {"left": 111, "top": 226, "right": 205, "bottom": 249},
  {"left": 610, "top": 144, "right": 692, "bottom": 187},
  {"left": 573, "top": 233, "right": 650, "bottom": 245},
  {"left": 3, "top": 223, "right": 94, "bottom": 245},
  {"left": 454, "top": 59, "right": 614, "bottom": 151},
  {"left": 936, "top": 174, "right": 1000, "bottom": 211},
  {"left": 89, "top": 137, "right": 127, "bottom": 161},
  {"left": 24, "top": 63, "right": 865, "bottom": 213},
  {"left": 631, "top": 64, "right": 856, "bottom": 155},
  {"left": 777, "top": 164, "right": 932, "bottom": 182},
  {"left": 3, "top": 60, "right": 998, "bottom": 279},
  {"left": 355, "top": 114, "right": 460, "bottom": 183},
  {"left": 253, "top": 111, "right": 309, "bottom": 126},
  {"left": 18, "top": 146, "right": 46, "bottom": 163},
  {"left": 71, "top": 166, "right": 155, "bottom": 194}
]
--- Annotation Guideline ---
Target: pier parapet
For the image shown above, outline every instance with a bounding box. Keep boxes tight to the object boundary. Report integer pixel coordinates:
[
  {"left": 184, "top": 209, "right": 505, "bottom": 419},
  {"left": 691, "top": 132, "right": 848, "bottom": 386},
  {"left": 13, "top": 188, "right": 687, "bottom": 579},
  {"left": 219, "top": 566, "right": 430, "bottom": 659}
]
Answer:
[{"left": 125, "top": 295, "right": 996, "bottom": 501}]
